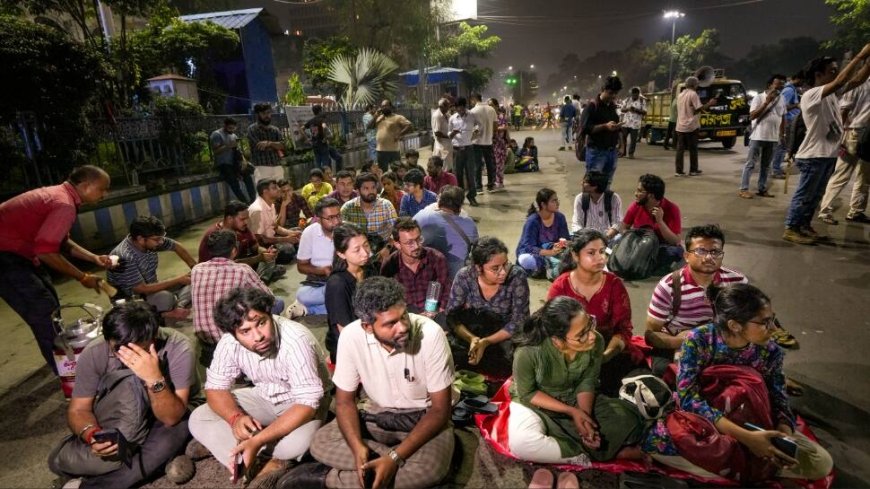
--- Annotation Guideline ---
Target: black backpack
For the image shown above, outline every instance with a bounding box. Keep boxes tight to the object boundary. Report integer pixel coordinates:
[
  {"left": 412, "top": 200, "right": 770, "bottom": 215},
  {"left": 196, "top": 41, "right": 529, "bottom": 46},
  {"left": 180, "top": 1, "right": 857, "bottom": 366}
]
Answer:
[
  {"left": 607, "top": 228, "right": 660, "bottom": 280},
  {"left": 581, "top": 191, "right": 614, "bottom": 227},
  {"left": 789, "top": 113, "right": 807, "bottom": 156},
  {"left": 857, "top": 127, "right": 870, "bottom": 162}
]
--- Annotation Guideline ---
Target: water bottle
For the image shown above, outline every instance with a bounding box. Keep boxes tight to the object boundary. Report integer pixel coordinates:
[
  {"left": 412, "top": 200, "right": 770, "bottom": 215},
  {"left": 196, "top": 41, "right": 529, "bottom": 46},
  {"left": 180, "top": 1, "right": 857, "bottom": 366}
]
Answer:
[{"left": 424, "top": 281, "right": 441, "bottom": 313}]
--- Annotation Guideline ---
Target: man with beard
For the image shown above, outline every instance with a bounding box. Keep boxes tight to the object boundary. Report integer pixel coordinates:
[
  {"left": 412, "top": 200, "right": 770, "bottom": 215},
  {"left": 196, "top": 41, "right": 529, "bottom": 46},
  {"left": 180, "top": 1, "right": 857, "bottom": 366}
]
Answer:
[
  {"left": 211, "top": 117, "right": 256, "bottom": 204},
  {"left": 340, "top": 172, "right": 398, "bottom": 249},
  {"left": 284, "top": 277, "right": 455, "bottom": 489},
  {"left": 380, "top": 218, "right": 450, "bottom": 319},
  {"left": 580, "top": 75, "right": 624, "bottom": 185},
  {"left": 431, "top": 98, "right": 454, "bottom": 171},
  {"left": 294, "top": 198, "right": 343, "bottom": 316},
  {"left": 198, "top": 200, "right": 283, "bottom": 284},
  {"left": 190, "top": 287, "right": 331, "bottom": 487},
  {"left": 606, "top": 174, "right": 683, "bottom": 270},
  {"left": 371, "top": 99, "right": 413, "bottom": 168},
  {"left": 247, "top": 103, "right": 287, "bottom": 183},
  {"left": 107, "top": 216, "right": 196, "bottom": 318}
]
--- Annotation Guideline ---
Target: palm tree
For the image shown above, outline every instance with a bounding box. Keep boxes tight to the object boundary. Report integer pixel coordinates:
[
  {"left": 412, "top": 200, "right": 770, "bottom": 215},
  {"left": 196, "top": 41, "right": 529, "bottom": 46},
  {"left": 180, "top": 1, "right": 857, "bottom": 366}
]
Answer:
[{"left": 328, "top": 48, "right": 399, "bottom": 109}]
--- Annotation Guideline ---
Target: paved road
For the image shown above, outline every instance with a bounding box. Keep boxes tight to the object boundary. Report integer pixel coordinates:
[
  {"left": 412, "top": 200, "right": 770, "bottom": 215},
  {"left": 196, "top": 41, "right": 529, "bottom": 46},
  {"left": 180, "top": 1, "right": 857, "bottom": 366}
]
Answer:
[{"left": 0, "top": 128, "right": 867, "bottom": 487}]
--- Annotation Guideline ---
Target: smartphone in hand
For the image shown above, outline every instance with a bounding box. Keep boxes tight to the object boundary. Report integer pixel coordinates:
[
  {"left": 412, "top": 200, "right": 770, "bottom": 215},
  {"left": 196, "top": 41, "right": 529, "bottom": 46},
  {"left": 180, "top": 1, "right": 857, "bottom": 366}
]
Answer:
[
  {"left": 231, "top": 452, "right": 245, "bottom": 484},
  {"left": 744, "top": 423, "right": 799, "bottom": 459}
]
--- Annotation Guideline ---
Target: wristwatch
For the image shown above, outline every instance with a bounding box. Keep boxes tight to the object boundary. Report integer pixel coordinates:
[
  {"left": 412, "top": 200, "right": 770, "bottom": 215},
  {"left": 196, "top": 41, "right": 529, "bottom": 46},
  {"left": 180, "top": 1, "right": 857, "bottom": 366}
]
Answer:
[
  {"left": 387, "top": 449, "right": 405, "bottom": 468},
  {"left": 147, "top": 377, "right": 166, "bottom": 393}
]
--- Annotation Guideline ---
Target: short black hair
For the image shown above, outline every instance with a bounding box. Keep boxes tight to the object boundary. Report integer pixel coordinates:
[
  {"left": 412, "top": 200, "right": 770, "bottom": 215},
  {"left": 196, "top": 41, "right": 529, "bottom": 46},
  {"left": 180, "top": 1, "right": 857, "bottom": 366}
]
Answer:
[
  {"left": 767, "top": 74, "right": 787, "bottom": 86},
  {"left": 584, "top": 171, "right": 609, "bottom": 193},
  {"left": 639, "top": 173, "right": 665, "bottom": 200},
  {"left": 207, "top": 229, "right": 238, "bottom": 258},
  {"left": 471, "top": 236, "right": 508, "bottom": 267},
  {"left": 68, "top": 165, "right": 107, "bottom": 185},
  {"left": 438, "top": 185, "right": 465, "bottom": 212},
  {"left": 213, "top": 287, "right": 276, "bottom": 335},
  {"left": 224, "top": 117, "right": 237, "bottom": 126},
  {"left": 455, "top": 97, "right": 468, "bottom": 108},
  {"left": 129, "top": 216, "right": 165, "bottom": 239},
  {"left": 804, "top": 56, "right": 837, "bottom": 86},
  {"left": 102, "top": 301, "right": 161, "bottom": 345},
  {"left": 309, "top": 168, "right": 324, "bottom": 180},
  {"left": 391, "top": 216, "right": 421, "bottom": 241},
  {"left": 315, "top": 197, "right": 341, "bottom": 217},
  {"left": 353, "top": 277, "right": 406, "bottom": 324},
  {"left": 335, "top": 170, "right": 355, "bottom": 182},
  {"left": 256, "top": 178, "right": 276, "bottom": 196},
  {"left": 224, "top": 200, "right": 249, "bottom": 219},
  {"left": 470, "top": 93, "right": 482, "bottom": 102},
  {"left": 355, "top": 172, "right": 379, "bottom": 189},
  {"left": 381, "top": 171, "right": 398, "bottom": 184},
  {"left": 684, "top": 224, "right": 726, "bottom": 250},
  {"left": 405, "top": 149, "right": 419, "bottom": 158},
  {"left": 277, "top": 177, "right": 295, "bottom": 188},
  {"left": 253, "top": 102, "right": 272, "bottom": 114},
  {"left": 603, "top": 75, "right": 623, "bottom": 92},
  {"left": 312, "top": 104, "right": 323, "bottom": 115},
  {"left": 427, "top": 156, "right": 444, "bottom": 169},
  {"left": 404, "top": 168, "right": 425, "bottom": 187}
]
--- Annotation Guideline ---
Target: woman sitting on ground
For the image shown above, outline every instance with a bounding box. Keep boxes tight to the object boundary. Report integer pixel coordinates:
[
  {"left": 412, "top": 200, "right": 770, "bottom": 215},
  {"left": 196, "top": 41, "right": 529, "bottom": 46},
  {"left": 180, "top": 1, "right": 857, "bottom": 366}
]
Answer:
[
  {"left": 508, "top": 296, "right": 644, "bottom": 471},
  {"left": 517, "top": 188, "right": 570, "bottom": 279},
  {"left": 516, "top": 136, "right": 539, "bottom": 172},
  {"left": 643, "top": 283, "right": 833, "bottom": 481},
  {"left": 324, "top": 223, "right": 374, "bottom": 363},
  {"left": 547, "top": 229, "right": 643, "bottom": 396},
  {"left": 445, "top": 236, "right": 529, "bottom": 379}
]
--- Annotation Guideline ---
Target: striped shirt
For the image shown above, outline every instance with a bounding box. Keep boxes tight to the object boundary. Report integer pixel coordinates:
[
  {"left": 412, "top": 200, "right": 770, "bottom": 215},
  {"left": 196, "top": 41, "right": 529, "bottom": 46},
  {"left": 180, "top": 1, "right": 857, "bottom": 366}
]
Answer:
[
  {"left": 191, "top": 258, "right": 272, "bottom": 344},
  {"left": 107, "top": 236, "right": 177, "bottom": 298},
  {"left": 647, "top": 266, "right": 748, "bottom": 334},
  {"left": 570, "top": 191, "right": 623, "bottom": 234},
  {"left": 205, "top": 315, "right": 331, "bottom": 408}
]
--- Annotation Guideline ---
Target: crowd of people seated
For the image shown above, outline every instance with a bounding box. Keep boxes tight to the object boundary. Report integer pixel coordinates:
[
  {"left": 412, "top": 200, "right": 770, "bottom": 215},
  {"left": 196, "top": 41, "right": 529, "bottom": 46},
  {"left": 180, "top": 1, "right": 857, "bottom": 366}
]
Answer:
[{"left": 46, "top": 84, "right": 837, "bottom": 489}]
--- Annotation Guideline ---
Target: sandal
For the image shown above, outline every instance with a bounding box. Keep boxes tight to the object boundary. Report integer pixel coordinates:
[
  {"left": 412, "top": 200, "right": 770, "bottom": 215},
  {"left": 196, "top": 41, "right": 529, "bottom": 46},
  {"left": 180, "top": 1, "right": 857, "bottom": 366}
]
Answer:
[
  {"left": 738, "top": 190, "right": 754, "bottom": 199},
  {"left": 819, "top": 215, "right": 839, "bottom": 225},
  {"left": 771, "top": 328, "right": 800, "bottom": 350},
  {"left": 529, "top": 468, "right": 554, "bottom": 489}
]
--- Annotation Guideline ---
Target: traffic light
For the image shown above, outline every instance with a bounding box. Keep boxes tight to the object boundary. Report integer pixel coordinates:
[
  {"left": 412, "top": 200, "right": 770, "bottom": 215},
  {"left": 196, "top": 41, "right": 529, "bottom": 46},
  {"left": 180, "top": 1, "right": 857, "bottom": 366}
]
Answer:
[{"left": 505, "top": 77, "right": 517, "bottom": 85}]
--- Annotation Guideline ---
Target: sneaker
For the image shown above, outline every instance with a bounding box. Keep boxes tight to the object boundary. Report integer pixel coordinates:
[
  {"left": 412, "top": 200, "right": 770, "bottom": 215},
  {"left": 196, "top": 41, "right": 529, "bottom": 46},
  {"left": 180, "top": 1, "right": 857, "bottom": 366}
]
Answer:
[
  {"left": 185, "top": 439, "right": 212, "bottom": 461},
  {"left": 247, "top": 459, "right": 290, "bottom": 489},
  {"left": 285, "top": 300, "right": 307, "bottom": 319},
  {"left": 782, "top": 228, "right": 816, "bottom": 245},
  {"left": 165, "top": 455, "right": 195, "bottom": 484},
  {"left": 738, "top": 190, "right": 754, "bottom": 199},
  {"left": 756, "top": 190, "right": 775, "bottom": 198},
  {"left": 689, "top": 170, "right": 703, "bottom": 176},
  {"left": 846, "top": 212, "right": 870, "bottom": 223},
  {"left": 276, "top": 462, "right": 331, "bottom": 489},
  {"left": 801, "top": 225, "right": 826, "bottom": 239},
  {"left": 818, "top": 215, "right": 838, "bottom": 225},
  {"left": 674, "top": 172, "right": 687, "bottom": 177},
  {"left": 468, "top": 197, "right": 480, "bottom": 207}
]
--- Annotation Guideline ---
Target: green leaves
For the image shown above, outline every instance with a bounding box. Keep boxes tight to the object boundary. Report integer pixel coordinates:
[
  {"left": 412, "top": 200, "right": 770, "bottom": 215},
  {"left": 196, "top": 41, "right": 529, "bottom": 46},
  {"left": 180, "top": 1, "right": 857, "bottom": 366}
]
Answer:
[
  {"left": 327, "top": 47, "right": 398, "bottom": 109},
  {"left": 824, "top": 0, "right": 870, "bottom": 51}
]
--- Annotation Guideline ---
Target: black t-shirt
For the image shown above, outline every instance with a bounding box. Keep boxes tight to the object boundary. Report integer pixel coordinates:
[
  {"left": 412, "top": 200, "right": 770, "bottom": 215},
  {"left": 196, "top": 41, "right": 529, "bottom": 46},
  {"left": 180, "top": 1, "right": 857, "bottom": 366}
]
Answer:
[
  {"left": 325, "top": 270, "right": 357, "bottom": 360},
  {"left": 580, "top": 95, "right": 620, "bottom": 149},
  {"left": 304, "top": 115, "right": 328, "bottom": 148}
]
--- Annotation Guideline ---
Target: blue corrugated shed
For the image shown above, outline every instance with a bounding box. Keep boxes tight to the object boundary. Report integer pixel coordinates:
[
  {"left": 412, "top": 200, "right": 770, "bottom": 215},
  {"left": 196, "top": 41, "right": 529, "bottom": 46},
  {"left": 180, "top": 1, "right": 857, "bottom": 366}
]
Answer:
[
  {"left": 400, "top": 67, "right": 466, "bottom": 87},
  {"left": 179, "top": 8, "right": 282, "bottom": 34}
]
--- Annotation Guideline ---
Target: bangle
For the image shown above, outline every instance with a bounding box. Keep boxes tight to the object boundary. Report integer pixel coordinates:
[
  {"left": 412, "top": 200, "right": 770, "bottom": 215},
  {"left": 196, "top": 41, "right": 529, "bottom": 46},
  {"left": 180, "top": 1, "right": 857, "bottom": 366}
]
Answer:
[
  {"left": 79, "top": 424, "right": 99, "bottom": 444},
  {"left": 228, "top": 412, "right": 245, "bottom": 428},
  {"left": 79, "top": 273, "right": 92, "bottom": 283}
]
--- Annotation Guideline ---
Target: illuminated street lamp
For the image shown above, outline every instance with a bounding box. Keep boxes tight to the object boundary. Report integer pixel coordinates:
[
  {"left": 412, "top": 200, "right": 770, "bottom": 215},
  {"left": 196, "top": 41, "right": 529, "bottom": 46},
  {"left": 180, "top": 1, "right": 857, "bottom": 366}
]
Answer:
[
  {"left": 530, "top": 64, "right": 535, "bottom": 69},
  {"left": 664, "top": 10, "right": 685, "bottom": 90}
]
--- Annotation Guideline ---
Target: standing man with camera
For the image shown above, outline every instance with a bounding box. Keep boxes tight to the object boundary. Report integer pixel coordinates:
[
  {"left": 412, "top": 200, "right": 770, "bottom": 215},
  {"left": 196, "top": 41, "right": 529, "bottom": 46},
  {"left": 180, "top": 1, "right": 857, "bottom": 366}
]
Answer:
[
  {"left": 674, "top": 76, "right": 718, "bottom": 177},
  {"left": 212, "top": 118, "right": 255, "bottom": 204},
  {"left": 370, "top": 99, "right": 413, "bottom": 168},
  {"left": 738, "top": 74, "right": 787, "bottom": 199}
]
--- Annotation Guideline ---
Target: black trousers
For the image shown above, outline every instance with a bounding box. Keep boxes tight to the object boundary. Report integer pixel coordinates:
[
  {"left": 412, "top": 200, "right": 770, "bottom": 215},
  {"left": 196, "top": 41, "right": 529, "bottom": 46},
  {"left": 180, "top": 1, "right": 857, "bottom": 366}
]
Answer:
[
  {"left": 663, "top": 122, "right": 677, "bottom": 148},
  {"left": 217, "top": 164, "right": 255, "bottom": 204},
  {"left": 474, "top": 144, "right": 496, "bottom": 190},
  {"left": 453, "top": 146, "right": 477, "bottom": 200},
  {"left": 0, "top": 251, "right": 60, "bottom": 373},
  {"left": 675, "top": 130, "right": 699, "bottom": 174}
]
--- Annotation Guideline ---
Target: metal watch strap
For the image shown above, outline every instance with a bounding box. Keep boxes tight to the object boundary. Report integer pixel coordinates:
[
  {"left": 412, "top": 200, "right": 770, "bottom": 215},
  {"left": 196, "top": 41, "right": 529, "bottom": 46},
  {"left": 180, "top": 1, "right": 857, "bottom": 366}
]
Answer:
[{"left": 388, "top": 449, "right": 405, "bottom": 467}]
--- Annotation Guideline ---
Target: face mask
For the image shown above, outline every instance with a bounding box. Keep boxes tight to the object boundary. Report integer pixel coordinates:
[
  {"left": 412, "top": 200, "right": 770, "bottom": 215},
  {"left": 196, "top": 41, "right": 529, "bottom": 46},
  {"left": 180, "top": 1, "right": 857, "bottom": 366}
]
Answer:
[{"left": 382, "top": 108, "right": 393, "bottom": 116}]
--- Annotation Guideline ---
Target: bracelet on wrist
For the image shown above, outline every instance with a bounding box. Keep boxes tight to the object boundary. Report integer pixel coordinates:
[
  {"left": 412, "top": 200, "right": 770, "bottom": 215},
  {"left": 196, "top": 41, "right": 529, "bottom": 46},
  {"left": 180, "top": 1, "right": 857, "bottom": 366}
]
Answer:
[
  {"left": 79, "top": 273, "right": 92, "bottom": 283},
  {"left": 79, "top": 424, "right": 100, "bottom": 444},
  {"left": 228, "top": 412, "right": 245, "bottom": 428}
]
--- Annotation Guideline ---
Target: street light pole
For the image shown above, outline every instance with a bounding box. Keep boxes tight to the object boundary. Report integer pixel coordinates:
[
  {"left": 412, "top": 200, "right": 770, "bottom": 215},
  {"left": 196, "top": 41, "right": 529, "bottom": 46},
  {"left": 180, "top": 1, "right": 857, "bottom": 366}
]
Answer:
[{"left": 664, "top": 10, "right": 685, "bottom": 90}]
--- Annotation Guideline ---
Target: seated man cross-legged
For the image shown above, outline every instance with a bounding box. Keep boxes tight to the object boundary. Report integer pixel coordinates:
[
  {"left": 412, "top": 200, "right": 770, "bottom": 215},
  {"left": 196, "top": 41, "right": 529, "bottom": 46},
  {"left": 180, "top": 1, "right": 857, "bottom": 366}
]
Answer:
[
  {"left": 288, "top": 277, "right": 455, "bottom": 489},
  {"left": 189, "top": 287, "right": 331, "bottom": 487}
]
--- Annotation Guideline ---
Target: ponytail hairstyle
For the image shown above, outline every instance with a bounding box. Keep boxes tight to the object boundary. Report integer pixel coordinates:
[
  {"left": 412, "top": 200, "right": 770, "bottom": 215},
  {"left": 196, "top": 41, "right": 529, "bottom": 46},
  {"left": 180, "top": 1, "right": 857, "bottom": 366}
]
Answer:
[
  {"left": 558, "top": 229, "right": 607, "bottom": 273},
  {"left": 706, "top": 283, "right": 771, "bottom": 335},
  {"left": 527, "top": 188, "right": 557, "bottom": 216},
  {"left": 514, "top": 296, "right": 586, "bottom": 347},
  {"left": 331, "top": 223, "right": 367, "bottom": 272}
]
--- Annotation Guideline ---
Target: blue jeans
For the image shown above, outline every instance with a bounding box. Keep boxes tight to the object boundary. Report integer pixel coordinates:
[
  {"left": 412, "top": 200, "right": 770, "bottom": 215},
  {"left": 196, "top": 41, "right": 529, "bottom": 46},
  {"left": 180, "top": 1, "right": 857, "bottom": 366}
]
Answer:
[
  {"left": 366, "top": 138, "right": 377, "bottom": 161},
  {"left": 313, "top": 146, "right": 343, "bottom": 169},
  {"left": 562, "top": 119, "right": 574, "bottom": 144},
  {"left": 771, "top": 119, "right": 794, "bottom": 175},
  {"left": 296, "top": 285, "right": 326, "bottom": 315},
  {"left": 740, "top": 140, "right": 775, "bottom": 192},
  {"left": 785, "top": 158, "right": 837, "bottom": 229},
  {"left": 585, "top": 146, "right": 618, "bottom": 186}
]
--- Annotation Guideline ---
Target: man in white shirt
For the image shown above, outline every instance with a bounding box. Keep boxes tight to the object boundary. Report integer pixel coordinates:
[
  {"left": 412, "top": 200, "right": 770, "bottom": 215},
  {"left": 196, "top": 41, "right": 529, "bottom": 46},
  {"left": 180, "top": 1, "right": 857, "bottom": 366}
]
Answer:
[
  {"left": 784, "top": 45, "right": 870, "bottom": 245},
  {"left": 448, "top": 97, "right": 480, "bottom": 206},
  {"left": 818, "top": 78, "right": 870, "bottom": 224},
  {"left": 739, "top": 74, "right": 787, "bottom": 199},
  {"left": 288, "top": 277, "right": 454, "bottom": 489},
  {"left": 571, "top": 170, "right": 623, "bottom": 236},
  {"left": 431, "top": 98, "right": 453, "bottom": 171},
  {"left": 294, "top": 198, "right": 342, "bottom": 315},
  {"left": 469, "top": 93, "right": 497, "bottom": 192},
  {"left": 190, "top": 287, "right": 331, "bottom": 487},
  {"left": 620, "top": 87, "right": 647, "bottom": 159}
]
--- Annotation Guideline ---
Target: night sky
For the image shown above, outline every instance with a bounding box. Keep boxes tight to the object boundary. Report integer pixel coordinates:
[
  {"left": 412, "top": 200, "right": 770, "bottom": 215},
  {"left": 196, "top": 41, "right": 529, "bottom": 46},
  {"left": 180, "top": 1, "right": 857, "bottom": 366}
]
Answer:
[{"left": 474, "top": 0, "right": 837, "bottom": 76}]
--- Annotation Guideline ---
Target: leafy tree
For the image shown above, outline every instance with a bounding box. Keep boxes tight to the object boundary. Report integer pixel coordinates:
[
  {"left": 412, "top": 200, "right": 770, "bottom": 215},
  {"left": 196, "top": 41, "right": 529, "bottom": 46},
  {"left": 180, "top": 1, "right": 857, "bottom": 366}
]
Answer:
[
  {"left": 431, "top": 22, "right": 501, "bottom": 92},
  {"left": 0, "top": 15, "right": 108, "bottom": 180},
  {"left": 284, "top": 73, "right": 306, "bottom": 106},
  {"left": 328, "top": 48, "right": 399, "bottom": 108},
  {"left": 303, "top": 36, "right": 356, "bottom": 96},
  {"left": 733, "top": 37, "right": 833, "bottom": 88},
  {"left": 825, "top": 0, "right": 870, "bottom": 52},
  {"left": 643, "top": 29, "right": 725, "bottom": 89}
]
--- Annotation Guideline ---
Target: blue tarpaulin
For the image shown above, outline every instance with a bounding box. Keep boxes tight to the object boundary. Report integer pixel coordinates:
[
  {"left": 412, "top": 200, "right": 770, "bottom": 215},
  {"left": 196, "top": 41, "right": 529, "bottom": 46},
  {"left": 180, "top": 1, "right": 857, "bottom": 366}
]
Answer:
[{"left": 400, "top": 67, "right": 465, "bottom": 87}]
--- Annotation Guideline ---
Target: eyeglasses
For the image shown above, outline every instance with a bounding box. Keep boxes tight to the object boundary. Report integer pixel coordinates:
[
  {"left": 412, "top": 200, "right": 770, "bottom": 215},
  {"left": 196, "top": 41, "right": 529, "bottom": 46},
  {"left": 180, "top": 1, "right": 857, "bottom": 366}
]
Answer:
[
  {"left": 688, "top": 248, "right": 724, "bottom": 259},
  {"left": 400, "top": 237, "right": 423, "bottom": 248},
  {"left": 321, "top": 214, "right": 341, "bottom": 222},
  {"left": 486, "top": 262, "right": 512, "bottom": 275},
  {"left": 747, "top": 314, "right": 776, "bottom": 329}
]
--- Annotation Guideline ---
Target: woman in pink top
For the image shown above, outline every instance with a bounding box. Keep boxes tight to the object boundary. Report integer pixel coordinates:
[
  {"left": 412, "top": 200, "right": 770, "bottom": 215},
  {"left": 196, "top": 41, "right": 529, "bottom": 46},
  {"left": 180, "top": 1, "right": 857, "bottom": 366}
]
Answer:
[{"left": 547, "top": 229, "right": 643, "bottom": 395}]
